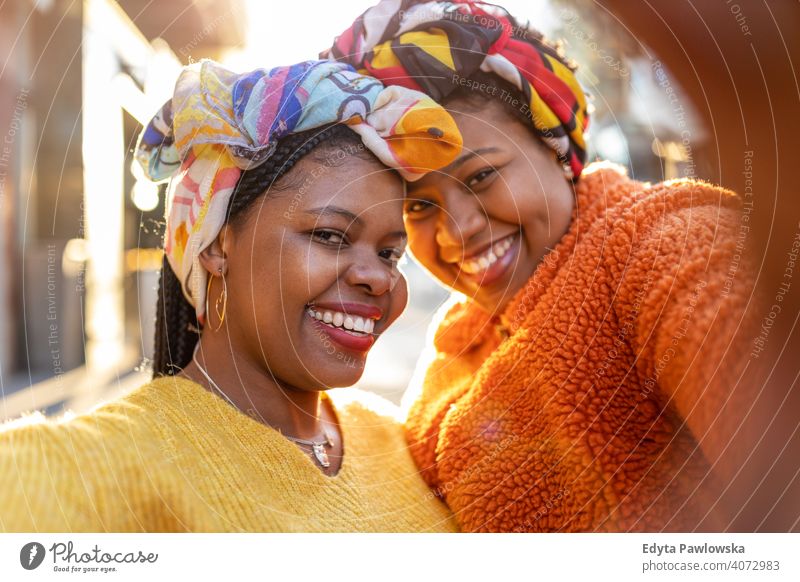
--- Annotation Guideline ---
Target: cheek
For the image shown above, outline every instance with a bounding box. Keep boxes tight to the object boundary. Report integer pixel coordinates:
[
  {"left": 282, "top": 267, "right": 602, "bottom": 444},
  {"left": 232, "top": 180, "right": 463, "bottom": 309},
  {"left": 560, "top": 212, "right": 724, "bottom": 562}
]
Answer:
[
  {"left": 236, "top": 233, "right": 339, "bottom": 334},
  {"left": 486, "top": 175, "right": 544, "bottom": 226},
  {"left": 508, "top": 157, "right": 574, "bottom": 223},
  {"left": 512, "top": 181, "right": 574, "bottom": 243},
  {"left": 223, "top": 234, "right": 274, "bottom": 320},
  {"left": 386, "top": 273, "right": 409, "bottom": 325},
  {"left": 499, "top": 181, "right": 573, "bottom": 260},
  {"left": 407, "top": 220, "right": 443, "bottom": 268},
  {"left": 279, "top": 238, "right": 343, "bottom": 298}
]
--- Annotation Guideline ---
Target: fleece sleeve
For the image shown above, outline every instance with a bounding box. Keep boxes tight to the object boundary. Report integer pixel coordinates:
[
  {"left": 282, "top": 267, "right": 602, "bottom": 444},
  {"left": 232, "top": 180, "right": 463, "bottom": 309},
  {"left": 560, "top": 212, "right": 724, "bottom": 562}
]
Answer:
[{"left": 609, "top": 180, "right": 759, "bottom": 477}]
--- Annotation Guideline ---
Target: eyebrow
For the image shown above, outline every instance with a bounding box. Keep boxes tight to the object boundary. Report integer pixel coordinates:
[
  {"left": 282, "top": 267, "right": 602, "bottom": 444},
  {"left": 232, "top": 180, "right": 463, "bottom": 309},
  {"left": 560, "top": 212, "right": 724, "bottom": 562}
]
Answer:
[
  {"left": 447, "top": 147, "right": 502, "bottom": 171},
  {"left": 304, "top": 206, "right": 362, "bottom": 226},
  {"left": 305, "top": 206, "right": 406, "bottom": 240}
]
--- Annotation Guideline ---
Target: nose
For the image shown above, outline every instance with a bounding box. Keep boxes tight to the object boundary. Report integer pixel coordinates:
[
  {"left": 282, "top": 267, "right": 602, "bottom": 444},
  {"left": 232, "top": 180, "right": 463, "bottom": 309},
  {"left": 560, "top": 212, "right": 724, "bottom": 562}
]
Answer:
[
  {"left": 435, "top": 192, "right": 488, "bottom": 261},
  {"left": 343, "top": 251, "right": 399, "bottom": 296}
]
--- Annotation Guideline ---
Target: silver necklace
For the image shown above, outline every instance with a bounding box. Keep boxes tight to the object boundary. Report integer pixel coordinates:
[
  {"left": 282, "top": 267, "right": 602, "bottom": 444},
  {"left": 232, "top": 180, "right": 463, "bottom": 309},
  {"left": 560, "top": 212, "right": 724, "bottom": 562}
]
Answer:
[{"left": 190, "top": 343, "right": 335, "bottom": 468}]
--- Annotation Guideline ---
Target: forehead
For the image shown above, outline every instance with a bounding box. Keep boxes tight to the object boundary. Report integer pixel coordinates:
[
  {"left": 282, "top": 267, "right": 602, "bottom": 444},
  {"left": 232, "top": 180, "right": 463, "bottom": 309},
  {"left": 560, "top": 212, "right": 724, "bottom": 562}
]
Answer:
[
  {"left": 445, "top": 95, "right": 525, "bottom": 139},
  {"left": 289, "top": 153, "right": 406, "bottom": 219}
]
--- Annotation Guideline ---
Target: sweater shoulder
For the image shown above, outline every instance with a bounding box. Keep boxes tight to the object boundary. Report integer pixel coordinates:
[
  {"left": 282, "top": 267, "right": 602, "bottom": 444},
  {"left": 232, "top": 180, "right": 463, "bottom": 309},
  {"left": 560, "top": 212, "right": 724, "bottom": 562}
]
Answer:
[
  {"left": 634, "top": 177, "right": 740, "bottom": 211},
  {"left": 603, "top": 176, "right": 743, "bottom": 246},
  {"left": 577, "top": 162, "right": 741, "bottom": 224},
  {"left": 577, "top": 161, "right": 635, "bottom": 192},
  {"left": 574, "top": 161, "right": 641, "bottom": 218}
]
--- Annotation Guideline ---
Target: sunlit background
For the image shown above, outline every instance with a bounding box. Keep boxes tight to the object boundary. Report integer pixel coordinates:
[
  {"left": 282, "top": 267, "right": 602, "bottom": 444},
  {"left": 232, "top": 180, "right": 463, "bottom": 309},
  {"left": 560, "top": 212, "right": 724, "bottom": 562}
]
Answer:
[{"left": 0, "top": 0, "right": 709, "bottom": 419}]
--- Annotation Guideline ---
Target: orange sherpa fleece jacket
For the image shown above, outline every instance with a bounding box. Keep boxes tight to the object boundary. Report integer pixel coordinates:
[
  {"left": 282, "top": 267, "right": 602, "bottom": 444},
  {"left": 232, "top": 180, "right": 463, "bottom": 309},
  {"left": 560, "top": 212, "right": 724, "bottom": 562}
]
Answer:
[{"left": 405, "top": 163, "right": 757, "bottom": 532}]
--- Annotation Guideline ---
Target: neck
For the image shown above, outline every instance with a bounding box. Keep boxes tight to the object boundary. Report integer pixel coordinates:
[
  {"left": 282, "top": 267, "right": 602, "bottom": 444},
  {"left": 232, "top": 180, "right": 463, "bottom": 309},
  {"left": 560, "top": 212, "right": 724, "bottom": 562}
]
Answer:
[{"left": 182, "top": 332, "right": 325, "bottom": 440}]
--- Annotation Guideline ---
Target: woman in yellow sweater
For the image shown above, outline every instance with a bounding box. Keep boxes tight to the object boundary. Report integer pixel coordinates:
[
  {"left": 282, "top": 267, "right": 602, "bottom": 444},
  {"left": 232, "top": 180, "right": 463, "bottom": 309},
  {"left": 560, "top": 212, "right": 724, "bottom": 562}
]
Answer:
[{"left": 0, "top": 59, "right": 462, "bottom": 532}]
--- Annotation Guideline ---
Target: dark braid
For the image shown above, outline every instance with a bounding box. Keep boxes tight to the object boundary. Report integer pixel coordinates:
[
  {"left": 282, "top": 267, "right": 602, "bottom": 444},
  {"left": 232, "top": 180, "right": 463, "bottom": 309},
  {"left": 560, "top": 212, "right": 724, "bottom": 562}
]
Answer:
[
  {"left": 152, "top": 253, "right": 197, "bottom": 377},
  {"left": 152, "top": 123, "right": 366, "bottom": 377}
]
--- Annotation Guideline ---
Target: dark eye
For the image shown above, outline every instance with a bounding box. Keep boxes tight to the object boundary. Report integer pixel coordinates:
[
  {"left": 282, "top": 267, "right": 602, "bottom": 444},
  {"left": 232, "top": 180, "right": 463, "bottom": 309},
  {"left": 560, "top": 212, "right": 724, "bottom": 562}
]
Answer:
[
  {"left": 404, "top": 199, "right": 436, "bottom": 215},
  {"left": 311, "top": 229, "right": 347, "bottom": 246},
  {"left": 467, "top": 168, "right": 496, "bottom": 188},
  {"left": 379, "top": 247, "right": 405, "bottom": 265}
]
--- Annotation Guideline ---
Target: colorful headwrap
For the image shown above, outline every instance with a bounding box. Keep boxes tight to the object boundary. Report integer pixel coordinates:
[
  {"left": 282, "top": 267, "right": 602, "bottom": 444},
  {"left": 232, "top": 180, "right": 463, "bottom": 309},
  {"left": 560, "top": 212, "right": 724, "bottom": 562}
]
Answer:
[
  {"left": 325, "top": 0, "right": 590, "bottom": 178},
  {"left": 135, "top": 59, "right": 462, "bottom": 320}
]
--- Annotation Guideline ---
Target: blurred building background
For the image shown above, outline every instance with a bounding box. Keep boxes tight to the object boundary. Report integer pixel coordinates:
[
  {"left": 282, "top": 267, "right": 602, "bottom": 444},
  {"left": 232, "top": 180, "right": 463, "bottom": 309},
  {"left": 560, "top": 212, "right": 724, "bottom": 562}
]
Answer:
[{"left": 0, "top": 0, "right": 741, "bottom": 419}]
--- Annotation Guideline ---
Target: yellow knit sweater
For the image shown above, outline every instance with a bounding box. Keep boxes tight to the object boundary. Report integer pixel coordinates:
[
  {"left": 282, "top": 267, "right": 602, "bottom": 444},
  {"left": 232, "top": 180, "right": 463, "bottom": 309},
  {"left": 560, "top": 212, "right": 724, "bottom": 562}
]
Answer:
[{"left": 0, "top": 377, "right": 457, "bottom": 532}]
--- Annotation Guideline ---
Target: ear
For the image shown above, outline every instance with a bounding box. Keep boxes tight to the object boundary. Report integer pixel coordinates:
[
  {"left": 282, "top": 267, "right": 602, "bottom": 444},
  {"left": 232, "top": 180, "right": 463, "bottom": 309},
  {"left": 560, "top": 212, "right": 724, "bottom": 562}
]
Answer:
[{"left": 198, "top": 225, "right": 233, "bottom": 276}]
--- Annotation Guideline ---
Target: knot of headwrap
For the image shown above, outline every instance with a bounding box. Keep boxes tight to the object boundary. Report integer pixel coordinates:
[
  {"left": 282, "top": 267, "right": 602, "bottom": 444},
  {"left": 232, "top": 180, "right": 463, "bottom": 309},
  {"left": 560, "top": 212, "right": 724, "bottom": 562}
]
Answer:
[
  {"left": 325, "top": 0, "right": 590, "bottom": 179},
  {"left": 135, "top": 59, "right": 462, "bottom": 319}
]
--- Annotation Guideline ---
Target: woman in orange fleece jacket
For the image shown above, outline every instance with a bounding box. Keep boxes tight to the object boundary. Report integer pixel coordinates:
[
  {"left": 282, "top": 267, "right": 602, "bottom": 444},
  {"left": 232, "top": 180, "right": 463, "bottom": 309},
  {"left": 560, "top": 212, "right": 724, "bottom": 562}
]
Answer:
[{"left": 326, "top": 0, "right": 758, "bottom": 531}]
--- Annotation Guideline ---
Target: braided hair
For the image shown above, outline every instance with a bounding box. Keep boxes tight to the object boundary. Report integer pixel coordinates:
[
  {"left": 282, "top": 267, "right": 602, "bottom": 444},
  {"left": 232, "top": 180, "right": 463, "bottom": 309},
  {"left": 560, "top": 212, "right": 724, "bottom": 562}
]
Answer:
[{"left": 152, "top": 123, "right": 369, "bottom": 377}]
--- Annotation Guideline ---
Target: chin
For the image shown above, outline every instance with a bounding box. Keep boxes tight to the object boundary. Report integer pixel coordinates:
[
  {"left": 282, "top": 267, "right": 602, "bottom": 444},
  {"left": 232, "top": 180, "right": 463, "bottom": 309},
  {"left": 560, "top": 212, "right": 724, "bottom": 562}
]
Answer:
[
  {"left": 316, "top": 364, "right": 366, "bottom": 389},
  {"left": 300, "top": 351, "right": 367, "bottom": 388}
]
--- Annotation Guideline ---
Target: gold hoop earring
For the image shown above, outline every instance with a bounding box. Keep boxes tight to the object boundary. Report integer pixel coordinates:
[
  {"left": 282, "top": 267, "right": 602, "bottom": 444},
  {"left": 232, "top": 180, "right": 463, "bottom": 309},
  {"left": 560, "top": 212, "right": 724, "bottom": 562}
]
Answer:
[
  {"left": 214, "top": 274, "right": 227, "bottom": 332},
  {"left": 205, "top": 268, "right": 227, "bottom": 332}
]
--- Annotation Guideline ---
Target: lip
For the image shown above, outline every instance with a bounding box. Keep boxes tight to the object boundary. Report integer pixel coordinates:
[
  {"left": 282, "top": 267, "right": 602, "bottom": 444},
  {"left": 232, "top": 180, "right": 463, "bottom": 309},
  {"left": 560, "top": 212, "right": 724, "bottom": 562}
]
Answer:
[
  {"left": 456, "top": 232, "right": 520, "bottom": 288},
  {"left": 310, "top": 301, "right": 384, "bottom": 321},
  {"left": 308, "top": 316, "right": 376, "bottom": 352}
]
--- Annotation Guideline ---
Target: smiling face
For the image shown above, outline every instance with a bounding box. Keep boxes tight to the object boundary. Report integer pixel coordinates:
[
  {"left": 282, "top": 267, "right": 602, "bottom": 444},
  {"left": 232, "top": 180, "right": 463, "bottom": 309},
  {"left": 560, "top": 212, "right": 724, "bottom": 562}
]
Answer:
[
  {"left": 404, "top": 96, "right": 576, "bottom": 315},
  {"left": 212, "top": 148, "right": 408, "bottom": 390}
]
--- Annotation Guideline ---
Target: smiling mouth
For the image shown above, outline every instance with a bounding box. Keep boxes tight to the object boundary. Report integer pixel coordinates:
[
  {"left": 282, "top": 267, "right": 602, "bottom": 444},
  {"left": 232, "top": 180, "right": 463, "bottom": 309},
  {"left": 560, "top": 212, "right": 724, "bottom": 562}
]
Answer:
[
  {"left": 458, "top": 233, "right": 518, "bottom": 275},
  {"left": 306, "top": 307, "right": 376, "bottom": 336}
]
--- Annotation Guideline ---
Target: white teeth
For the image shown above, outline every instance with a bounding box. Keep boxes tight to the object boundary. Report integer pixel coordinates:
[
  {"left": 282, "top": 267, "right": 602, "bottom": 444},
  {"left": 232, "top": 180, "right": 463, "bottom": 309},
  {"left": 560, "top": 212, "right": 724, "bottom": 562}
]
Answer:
[
  {"left": 492, "top": 242, "right": 504, "bottom": 256},
  {"left": 461, "top": 260, "right": 481, "bottom": 274},
  {"left": 459, "top": 234, "right": 516, "bottom": 275},
  {"left": 308, "top": 307, "right": 377, "bottom": 336}
]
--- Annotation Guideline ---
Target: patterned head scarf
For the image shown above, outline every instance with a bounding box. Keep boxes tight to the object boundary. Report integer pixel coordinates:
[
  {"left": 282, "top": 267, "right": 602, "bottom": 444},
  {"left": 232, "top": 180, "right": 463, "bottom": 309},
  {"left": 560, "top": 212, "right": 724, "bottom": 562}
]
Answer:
[
  {"left": 324, "top": 0, "right": 590, "bottom": 179},
  {"left": 135, "top": 59, "right": 462, "bottom": 320}
]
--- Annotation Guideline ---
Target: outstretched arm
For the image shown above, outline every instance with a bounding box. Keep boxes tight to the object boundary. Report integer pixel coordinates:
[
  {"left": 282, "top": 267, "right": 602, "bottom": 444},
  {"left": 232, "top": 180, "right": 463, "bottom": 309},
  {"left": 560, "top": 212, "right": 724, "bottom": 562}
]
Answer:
[
  {"left": 610, "top": 180, "right": 758, "bottom": 486},
  {"left": 0, "top": 418, "right": 106, "bottom": 531}
]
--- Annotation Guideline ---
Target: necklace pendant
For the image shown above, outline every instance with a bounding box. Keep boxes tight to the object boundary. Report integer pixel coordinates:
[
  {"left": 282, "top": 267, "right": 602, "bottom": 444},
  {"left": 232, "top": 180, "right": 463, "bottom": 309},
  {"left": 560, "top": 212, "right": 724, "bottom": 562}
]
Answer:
[{"left": 312, "top": 443, "right": 331, "bottom": 468}]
